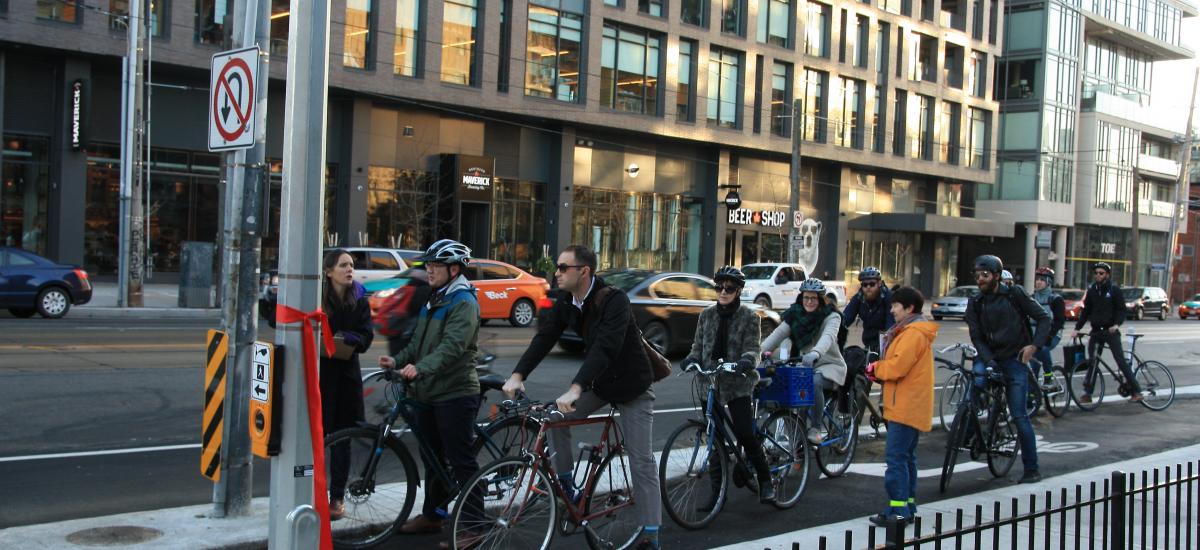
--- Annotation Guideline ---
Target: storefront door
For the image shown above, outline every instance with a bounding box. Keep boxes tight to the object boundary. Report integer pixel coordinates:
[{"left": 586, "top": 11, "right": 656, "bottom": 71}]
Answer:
[{"left": 461, "top": 201, "right": 490, "bottom": 259}]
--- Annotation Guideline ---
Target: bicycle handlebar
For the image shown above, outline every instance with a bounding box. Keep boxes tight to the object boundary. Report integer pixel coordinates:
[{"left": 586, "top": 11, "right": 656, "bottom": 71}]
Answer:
[
  {"left": 683, "top": 361, "right": 744, "bottom": 377},
  {"left": 937, "top": 343, "right": 978, "bottom": 358}
]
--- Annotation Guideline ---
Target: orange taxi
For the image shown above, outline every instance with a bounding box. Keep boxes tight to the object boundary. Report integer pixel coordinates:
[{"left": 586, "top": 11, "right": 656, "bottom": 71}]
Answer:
[{"left": 366, "top": 259, "right": 549, "bottom": 328}]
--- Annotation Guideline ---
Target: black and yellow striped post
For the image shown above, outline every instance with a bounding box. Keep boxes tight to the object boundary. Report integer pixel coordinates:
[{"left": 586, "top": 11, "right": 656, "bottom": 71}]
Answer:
[{"left": 202, "top": 329, "right": 229, "bottom": 482}]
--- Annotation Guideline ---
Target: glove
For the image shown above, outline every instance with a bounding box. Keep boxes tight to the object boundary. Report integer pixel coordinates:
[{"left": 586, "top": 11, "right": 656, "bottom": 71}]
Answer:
[
  {"left": 761, "top": 350, "right": 773, "bottom": 360},
  {"left": 736, "top": 357, "right": 754, "bottom": 374},
  {"left": 338, "top": 331, "right": 362, "bottom": 348},
  {"left": 801, "top": 351, "right": 821, "bottom": 367},
  {"left": 681, "top": 359, "right": 701, "bottom": 372}
]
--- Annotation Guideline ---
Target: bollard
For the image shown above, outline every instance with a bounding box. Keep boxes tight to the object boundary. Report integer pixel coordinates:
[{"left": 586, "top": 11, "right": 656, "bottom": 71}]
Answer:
[{"left": 287, "top": 504, "right": 320, "bottom": 550}]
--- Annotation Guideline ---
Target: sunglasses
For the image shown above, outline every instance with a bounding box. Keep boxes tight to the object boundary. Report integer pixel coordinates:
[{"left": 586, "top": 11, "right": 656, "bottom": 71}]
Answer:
[
  {"left": 556, "top": 264, "right": 585, "bottom": 272},
  {"left": 861, "top": 281, "right": 879, "bottom": 288},
  {"left": 716, "top": 285, "right": 741, "bottom": 294}
]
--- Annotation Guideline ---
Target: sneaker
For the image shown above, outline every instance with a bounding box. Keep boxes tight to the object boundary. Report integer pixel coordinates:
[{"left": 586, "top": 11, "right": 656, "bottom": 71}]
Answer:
[
  {"left": 1018, "top": 470, "right": 1043, "bottom": 484},
  {"left": 1129, "top": 392, "right": 1144, "bottom": 403},
  {"left": 399, "top": 514, "right": 445, "bottom": 534},
  {"left": 868, "top": 513, "right": 909, "bottom": 527},
  {"left": 807, "top": 427, "right": 824, "bottom": 445},
  {"left": 1078, "top": 394, "right": 1092, "bottom": 404}
]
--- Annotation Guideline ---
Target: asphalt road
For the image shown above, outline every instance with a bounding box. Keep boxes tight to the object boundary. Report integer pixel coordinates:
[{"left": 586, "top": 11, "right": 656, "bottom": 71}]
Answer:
[{"left": 1, "top": 313, "right": 1198, "bottom": 548}]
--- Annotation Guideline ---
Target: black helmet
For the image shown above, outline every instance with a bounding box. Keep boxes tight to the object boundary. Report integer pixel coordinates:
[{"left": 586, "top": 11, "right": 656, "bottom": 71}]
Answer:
[
  {"left": 419, "top": 239, "right": 472, "bottom": 266},
  {"left": 973, "top": 255, "right": 1003, "bottom": 274},
  {"left": 858, "top": 266, "right": 882, "bottom": 281},
  {"left": 713, "top": 266, "right": 746, "bottom": 286},
  {"left": 1093, "top": 261, "right": 1112, "bottom": 273}
]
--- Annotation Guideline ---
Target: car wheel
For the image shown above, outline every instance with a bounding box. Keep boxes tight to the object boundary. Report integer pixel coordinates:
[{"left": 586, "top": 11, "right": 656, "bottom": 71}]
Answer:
[
  {"left": 509, "top": 299, "right": 535, "bottom": 328},
  {"left": 754, "top": 295, "right": 772, "bottom": 309},
  {"left": 8, "top": 308, "right": 36, "bottom": 318},
  {"left": 933, "top": 315, "right": 943, "bottom": 321},
  {"left": 557, "top": 339, "right": 585, "bottom": 354},
  {"left": 642, "top": 321, "right": 670, "bottom": 355},
  {"left": 1158, "top": 307, "right": 1167, "bottom": 320},
  {"left": 36, "top": 287, "right": 71, "bottom": 319},
  {"left": 1133, "top": 306, "right": 1144, "bottom": 321}
]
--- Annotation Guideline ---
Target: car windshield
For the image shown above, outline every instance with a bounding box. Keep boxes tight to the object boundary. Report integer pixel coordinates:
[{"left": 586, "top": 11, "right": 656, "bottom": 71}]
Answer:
[
  {"left": 1061, "top": 290, "right": 1084, "bottom": 300},
  {"left": 742, "top": 266, "right": 777, "bottom": 280},
  {"left": 946, "top": 286, "right": 980, "bottom": 298},
  {"left": 599, "top": 270, "right": 653, "bottom": 293},
  {"left": 1122, "top": 288, "right": 1145, "bottom": 300}
]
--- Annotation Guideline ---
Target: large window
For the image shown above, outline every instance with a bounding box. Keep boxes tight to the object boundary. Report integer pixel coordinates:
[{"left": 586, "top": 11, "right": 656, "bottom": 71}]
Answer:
[
  {"left": 37, "top": 0, "right": 77, "bottom": 22},
  {"left": 2, "top": 136, "right": 50, "bottom": 257},
  {"left": 770, "top": 62, "right": 793, "bottom": 137},
  {"left": 1093, "top": 121, "right": 1138, "bottom": 211},
  {"left": 343, "top": 0, "right": 374, "bottom": 69},
  {"left": 639, "top": 0, "right": 663, "bottom": 16},
  {"left": 968, "top": 107, "right": 990, "bottom": 169},
  {"left": 490, "top": 180, "right": 546, "bottom": 270},
  {"left": 941, "top": 101, "right": 961, "bottom": 164},
  {"left": 367, "top": 167, "right": 440, "bottom": 250},
  {"left": 526, "top": 1, "right": 583, "bottom": 102},
  {"left": 707, "top": 47, "right": 742, "bottom": 128},
  {"left": 911, "top": 94, "right": 934, "bottom": 160},
  {"left": 677, "top": 39, "right": 697, "bottom": 121},
  {"left": 394, "top": 0, "right": 421, "bottom": 77},
  {"left": 572, "top": 188, "right": 702, "bottom": 272},
  {"left": 846, "top": 14, "right": 868, "bottom": 68},
  {"left": 269, "top": 0, "right": 289, "bottom": 56},
  {"left": 833, "top": 77, "right": 864, "bottom": 149},
  {"left": 873, "top": 85, "right": 886, "bottom": 153},
  {"left": 498, "top": 0, "right": 511, "bottom": 91},
  {"left": 944, "top": 43, "right": 963, "bottom": 89},
  {"left": 721, "top": 0, "right": 745, "bottom": 35},
  {"left": 196, "top": 0, "right": 229, "bottom": 44},
  {"left": 968, "top": 51, "right": 987, "bottom": 98},
  {"left": 757, "top": 0, "right": 793, "bottom": 47},
  {"left": 802, "top": 69, "right": 827, "bottom": 142},
  {"left": 143, "top": 149, "right": 224, "bottom": 274},
  {"left": 892, "top": 89, "right": 907, "bottom": 156},
  {"left": 442, "top": 0, "right": 479, "bottom": 86},
  {"left": 600, "top": 23, "right": 662, "bottom": 114},
  {"left": 682, "top": 0, "right": 707, "bottom": 26},
  {"left": 804, "top": 1, "right": 830, "bottom": 57},
  {"left": 998, "top": 58, "right": 1039, "bottom": 100},
  {"left": 909, "top": 32, "right": 936, "bottom": 82},
  {"left": 109, "top": 1, "right": 166, "bottom": 36}
]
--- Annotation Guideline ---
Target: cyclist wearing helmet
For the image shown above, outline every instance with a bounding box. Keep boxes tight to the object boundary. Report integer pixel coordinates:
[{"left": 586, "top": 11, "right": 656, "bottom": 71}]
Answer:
[
  {"left": 379, "top": 239, "right": 482, "bottom": 544},
  {"left": 1031, "top": 267, "right": 1066, "bottom": 390},
  {"left": 761, "top": 278, "right": 848, "bottom": 444},
  {"left": 964, "top": 255, "right": 1051, "bottom": 484},
  {"left": 681, "top": 266, "right": 774, "bottom": 506},
  {"left": 1001, "top": 270, "right": 1015, "bottom": 286},
  {"left": 843, "top": 266, "right": 895, "bottom": 353},
  {"left": 1070, "top": 262, "right": 1141, "bottom": 403}
]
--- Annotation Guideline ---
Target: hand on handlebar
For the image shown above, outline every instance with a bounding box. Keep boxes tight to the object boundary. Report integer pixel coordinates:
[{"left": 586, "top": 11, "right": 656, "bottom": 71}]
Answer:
[
  {"left": 681, "top": 359, "right": 701, "bottom": 373},
  {"left": 736, "top": 357, "right": 755, "bottom": 374},
  {"left": 556, "top": 385, "right": 583, "bottom": 414},
  {"left": 398, "top": 364, "right": 419, "bottom": 380},
  {"left": 801, "top": 351, "right": 821, "bottom": 368},
  {"left": 502, "top": 374, "right": 526, "bottom": 399},
  {"left": 378, "top": 356, "right": 397, "bottom": 370}
]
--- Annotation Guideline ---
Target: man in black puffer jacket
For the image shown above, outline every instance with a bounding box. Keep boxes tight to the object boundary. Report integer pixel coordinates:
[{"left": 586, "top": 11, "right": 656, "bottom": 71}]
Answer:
[{"left": 1071, "top": 261, "right": 1141, "bottom": 402}]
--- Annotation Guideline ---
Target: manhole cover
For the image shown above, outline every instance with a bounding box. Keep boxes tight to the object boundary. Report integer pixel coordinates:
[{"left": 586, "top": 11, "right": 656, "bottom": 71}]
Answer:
[{"left": 65, "top": 526, "right": 164, "bottom": 546}]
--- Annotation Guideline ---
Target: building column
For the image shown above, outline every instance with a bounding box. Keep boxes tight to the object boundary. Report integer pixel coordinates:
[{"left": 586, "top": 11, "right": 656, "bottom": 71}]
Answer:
[
  {"left": 343, "top": 98, "right": 371, "bottom": 246},
  {"left": 1054, "top": 226, "right": 1068, "bottom": 285},
  {"left": 1024, "top": 223, "right": 1039, "bottom": 288},
  {"left": 51, "top": 58, "right": 91, "bottom": 265},
  {"left": 547, "top": 126, "right": 575, "bottom": 253},
  {"left": 713, "top": 148, "right": 732, "bottom": 269}
]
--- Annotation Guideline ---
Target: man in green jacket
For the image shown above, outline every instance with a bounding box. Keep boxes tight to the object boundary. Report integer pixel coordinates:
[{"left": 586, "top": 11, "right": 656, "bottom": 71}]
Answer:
[{"left": 378, "top": 239, "right": 480, "bottom": 545}]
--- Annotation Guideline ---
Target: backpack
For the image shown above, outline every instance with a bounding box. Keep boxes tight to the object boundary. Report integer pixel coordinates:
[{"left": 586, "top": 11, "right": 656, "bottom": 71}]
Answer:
[
  {"left": 373, "top": 285, "right": 419, "bottom": 337},
  {"left": 971, "top": 285, "right": 1033, "bottom": 343}
]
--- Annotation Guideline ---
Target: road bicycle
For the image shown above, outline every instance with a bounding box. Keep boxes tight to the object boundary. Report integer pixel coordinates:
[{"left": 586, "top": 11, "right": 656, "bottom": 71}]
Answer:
[
  {"left": 658, "top": 361, "right": 811, "bottom": 529},
  {"left": 843, "top": 346, "right": 886, "bottom": 438},
  {"left": 939, "top": 357, "right": 1020, "bottom": 493},
  {"left": 1066, "top": 330, "right": 1176, "bottom": 412},
  {"left": 1028, "top": 353, "right": 1070, "bottom": 418},
  {"left": 936, "top": 344, "right": 1055, "bottom": 431},
  {"left": 448, "top": 400, "right": 643, "bottom": 549},
  {"left": 324, "top": 370, "right": 538, "bottom": 549}
]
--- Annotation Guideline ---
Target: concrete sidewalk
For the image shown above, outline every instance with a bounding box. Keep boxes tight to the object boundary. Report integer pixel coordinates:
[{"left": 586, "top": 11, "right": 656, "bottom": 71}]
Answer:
[{"left": 74, "top": 283, "right": 219, "bottom": 319}]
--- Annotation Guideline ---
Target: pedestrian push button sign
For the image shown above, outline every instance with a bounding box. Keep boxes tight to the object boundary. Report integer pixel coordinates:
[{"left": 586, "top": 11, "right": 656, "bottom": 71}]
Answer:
[
  {"left": 208, "top": 46, "right": 259, "bottom": 152},
  {"left": 249, "top": 341, "right": 283, "bottom": 458}
]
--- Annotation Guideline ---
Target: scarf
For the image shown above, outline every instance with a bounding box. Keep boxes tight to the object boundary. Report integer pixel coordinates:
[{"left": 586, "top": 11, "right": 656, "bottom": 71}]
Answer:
[
  {"left": 880, "top": 312, "right": 927, "bottom": 357},
  {"left": 711, "top": 299, "right": 740, "bottom": 360},
  {"left": 782, "top": 302, "right": 833, "bottom": 351}
]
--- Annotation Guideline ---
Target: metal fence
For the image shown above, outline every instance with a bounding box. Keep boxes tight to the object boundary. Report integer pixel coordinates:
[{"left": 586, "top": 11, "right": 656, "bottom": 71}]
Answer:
[{"left": 786, "top": 459, "right": 1198, "bottom": 550}]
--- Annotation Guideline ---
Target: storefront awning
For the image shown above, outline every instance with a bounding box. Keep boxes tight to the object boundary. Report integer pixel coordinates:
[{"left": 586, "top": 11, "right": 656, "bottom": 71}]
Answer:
[{"left": 847, "top": 213, "right": 1014, "bottom": 238}]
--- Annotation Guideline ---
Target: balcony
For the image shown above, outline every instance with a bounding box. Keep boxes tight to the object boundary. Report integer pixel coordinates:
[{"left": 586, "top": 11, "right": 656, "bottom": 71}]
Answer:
[
  {"left": 1138, "top": 153, "right": 1181, "bottom": 179},
  {"left": 1081, "top": 90, "right": 1186, "bottom": 134},
  {"left": 1140, "top": 199, "right": 1178, "bottom": 218}
]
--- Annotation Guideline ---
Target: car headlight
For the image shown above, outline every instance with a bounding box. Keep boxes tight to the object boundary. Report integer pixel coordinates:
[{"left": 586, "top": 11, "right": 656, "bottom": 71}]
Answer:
[{"left": 375, "top": 288, "right": 397, "bottom": 299}]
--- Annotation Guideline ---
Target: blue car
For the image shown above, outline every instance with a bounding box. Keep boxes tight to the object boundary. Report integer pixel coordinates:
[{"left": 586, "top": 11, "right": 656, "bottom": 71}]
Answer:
[{"left": 0, "top": 247, "right": 93, "bottom": 318}]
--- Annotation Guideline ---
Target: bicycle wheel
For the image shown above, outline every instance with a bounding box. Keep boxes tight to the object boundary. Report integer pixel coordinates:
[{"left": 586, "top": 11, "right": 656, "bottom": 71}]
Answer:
[
  {"left": 1024, "top": 369, "right": 1043, "bottom": 417},
  {"left": 1066, "top": 359, "right": 1107, "bottom": 412},
  {"left": 1042, "top": 366, "right": 1070, "bottom": 418},
  {"left": 937, "top": 367, "right": 966, "bottom": 433},
  {"left": 1135, "top": 360, "right": 1176, "bottom": 411},
  {"left": 324, "top": 427, "right": 419, "bottom": 550},
  {"left": 583, "top": 449, "right": 641, "bottom": 550},
  {"left": 659, "top": 420, "right": 727, "bottom": 530},
  {"left": 450, "top": 457, "right": 557, "bottom": 550},
  {"left": 760, "top": 410, "right": 811, "bottom": 509},
  {"left": 940, "top": 406, "right": 971, "bottom": 493},
  {"left": 473, "top": 415, "right": 540, "bottom": 464},
  {"left": 985, "top": 399, "right": 1018, "bottom": 478},
  {"left": 815, "top": 398, "right": 857, "bottom": 478}
]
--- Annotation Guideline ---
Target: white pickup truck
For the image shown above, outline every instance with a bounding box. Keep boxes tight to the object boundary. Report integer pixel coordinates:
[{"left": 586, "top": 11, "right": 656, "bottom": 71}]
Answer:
[{"left": 739, "top": 263, "right": 848, "bottom": 310}]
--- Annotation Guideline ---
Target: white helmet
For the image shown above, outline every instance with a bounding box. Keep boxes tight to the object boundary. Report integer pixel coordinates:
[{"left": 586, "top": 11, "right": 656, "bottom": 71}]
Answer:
[
  {"left": 419, "top": 239, "right": 472, "bottom": 266},
  {"left": 1001, "top": 270, "right": 1014, "bottom": 283}
]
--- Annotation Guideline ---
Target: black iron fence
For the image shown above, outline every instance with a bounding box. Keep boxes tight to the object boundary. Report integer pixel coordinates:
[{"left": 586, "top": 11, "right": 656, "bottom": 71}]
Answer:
[{"left": 784, "top": 459, "right": 1198, "bottom": 549}]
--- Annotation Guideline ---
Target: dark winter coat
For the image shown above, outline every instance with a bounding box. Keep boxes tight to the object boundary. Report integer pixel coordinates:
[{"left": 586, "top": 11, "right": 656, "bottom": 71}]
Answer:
[
  {"left": 684, "top": 304, "right": 762, "bottom": 402},
  {"left": 965, "top": 283, "right": 1051, "bottom": 365}
]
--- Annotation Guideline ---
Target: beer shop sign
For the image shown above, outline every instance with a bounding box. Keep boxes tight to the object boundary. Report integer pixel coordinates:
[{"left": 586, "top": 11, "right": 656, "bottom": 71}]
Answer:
[{"left": 728, "top": 208, "right": 787, "bottom": 228}]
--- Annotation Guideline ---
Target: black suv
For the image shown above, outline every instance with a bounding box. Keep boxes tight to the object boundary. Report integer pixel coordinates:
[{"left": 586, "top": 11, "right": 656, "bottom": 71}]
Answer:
[{"left": 1123, "top": 286, "right": 1170, "bottom": 321}]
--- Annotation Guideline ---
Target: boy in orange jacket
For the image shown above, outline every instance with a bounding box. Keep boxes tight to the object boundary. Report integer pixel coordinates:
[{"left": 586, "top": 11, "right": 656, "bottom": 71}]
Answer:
[{"left": 865, "top": 286, "right": 938, "bottom": 526}]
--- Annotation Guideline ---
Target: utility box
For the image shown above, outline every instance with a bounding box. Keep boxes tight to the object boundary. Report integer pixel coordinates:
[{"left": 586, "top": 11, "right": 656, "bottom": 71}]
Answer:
[{"left": 179, "top": 241, "right": 215, "bottom": 308}]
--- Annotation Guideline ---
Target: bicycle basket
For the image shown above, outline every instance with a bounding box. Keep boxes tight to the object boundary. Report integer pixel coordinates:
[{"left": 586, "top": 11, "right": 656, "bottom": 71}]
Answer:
[{"left": 755, "top": 365, "right": 815, "bottom": 408}]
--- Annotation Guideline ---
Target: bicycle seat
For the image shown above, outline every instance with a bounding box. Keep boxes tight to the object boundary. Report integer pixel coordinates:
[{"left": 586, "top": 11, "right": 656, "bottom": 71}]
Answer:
[
  {"left": 478, "top": 374, "right": 507, "bottom": 394},
  {"left": 1126, "top": 333, "right": 1145, "bottom": 340}
]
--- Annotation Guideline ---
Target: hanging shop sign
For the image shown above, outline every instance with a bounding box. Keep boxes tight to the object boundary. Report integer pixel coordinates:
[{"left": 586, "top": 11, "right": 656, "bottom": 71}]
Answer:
[{"left": 728, "top": 208, "right": 787, "bottom": 228}]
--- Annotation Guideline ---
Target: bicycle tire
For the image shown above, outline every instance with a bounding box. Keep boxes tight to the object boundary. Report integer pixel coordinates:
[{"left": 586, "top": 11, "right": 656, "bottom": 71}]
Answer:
[
  {"left": 659, "top": 420, "right": 728, "bottom": 530},
  {"left": 472, "top": 414, "right": 540, "bottom": 465},
  {"left": 940, "top": 406, "right": 971, "bottom": 493},
  {"left": 1135, "top": 360, "right": 1176, "bottom": 411},
  {"left": 1042, "top": 366, "right": 1070, "bottom": 418},
  {"left": 449, "top": 456, "right": 557, "bottom": 550},
  {"left": 985, "top": 393, "right": 1018, "bottom": 478},
  {"left": 761, "top": 410, "right": 811, "bottom": 509},
  {"left": 1024, "top": 369, "right": 1043, "bottom": 417},
  {"left": 323, "top": 427, "right": 420, "bottom": 550},
  {"left": 937, "top": 366, "right": 966, "bottom": 433},
  {"left": 1066, "top": 359, "right": 1107, "bottom": 411},
  {"left": 815, "top": 397, "right": 857, "bottom": 478},
  {"left": 583, "top": 450, "right": 642, "bottom": 550}
]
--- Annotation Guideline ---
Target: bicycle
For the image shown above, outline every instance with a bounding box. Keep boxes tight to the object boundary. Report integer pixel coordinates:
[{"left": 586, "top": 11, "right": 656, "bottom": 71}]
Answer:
[
  {"left": 448, "top": 400, "right": 642, "bottom": 550},
  {"left": 939, "top": 359, "right": 1020, "bottom": 493},
  {"left": 936, "top": 344, "right": 1051, "bottom": 431},
  {"left": 324, "top": 370, "right": 539, "bottom": 549},
  {"left": 1028, "top": 355, "right": 1069, "bottom": 418},
  {"left": 843, "top": 346, "right": 886, "bottom": 438},
  {"left": 1066, "top": 330, "right": 1176, "bottom": 412},
  {"left": 658, "top": 361, "right": 812, "bottom": 529}
]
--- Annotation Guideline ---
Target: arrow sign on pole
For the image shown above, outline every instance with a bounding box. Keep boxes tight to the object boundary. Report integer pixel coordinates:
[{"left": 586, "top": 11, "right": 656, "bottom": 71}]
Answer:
[{"left": 208, "top": 47, "right": 259, "bottom": 152}]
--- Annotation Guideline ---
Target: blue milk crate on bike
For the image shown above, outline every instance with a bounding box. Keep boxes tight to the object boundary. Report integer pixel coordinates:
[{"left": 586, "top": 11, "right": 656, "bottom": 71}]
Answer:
[{"left": 755, "top": 365, "right": 815, "bottom": 408}]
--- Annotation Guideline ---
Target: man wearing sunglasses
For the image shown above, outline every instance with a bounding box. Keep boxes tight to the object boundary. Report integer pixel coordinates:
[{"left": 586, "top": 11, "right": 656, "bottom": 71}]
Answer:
[
  {"left": 964, "top": 255, "right": 1051, "bottom": 484},
  {"left": 843, "top": 266, "right": 895, "bottom": 355},
  {"left": 501, "top": 245, "right": 663, "bottom": 549},
  {"left": 1070, "top": 262, "right": 1141, "bottom": 403}
]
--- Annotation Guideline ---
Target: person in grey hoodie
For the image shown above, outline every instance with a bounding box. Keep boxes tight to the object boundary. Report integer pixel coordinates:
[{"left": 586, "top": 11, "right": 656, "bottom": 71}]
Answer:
[{"left": 761, "top": 278, "right": 848, "bottom": 444}]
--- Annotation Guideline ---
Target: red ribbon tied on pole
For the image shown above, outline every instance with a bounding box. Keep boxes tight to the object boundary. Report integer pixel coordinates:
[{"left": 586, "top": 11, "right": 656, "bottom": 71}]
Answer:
[{"left": 275, "top": 303, "right": 336, "bottom": 550}]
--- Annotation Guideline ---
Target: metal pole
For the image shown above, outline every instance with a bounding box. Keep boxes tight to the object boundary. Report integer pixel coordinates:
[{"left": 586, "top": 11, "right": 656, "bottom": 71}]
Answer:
[
  {"left": 119, "top": 0, "right": 145, "bottom": 307},
  {"left": 1131, "top": 166, "right": 1140, "bottom": 286},
  {"left": 0, "top": 52, "right": 7, "bottom": 248},
  {"left": 270, "top": 0, "right": 331, "bottom": 545},
  {"left": 788, "top": 97, "right": 803, "bottom": 265},
  {"left": 1166, "top": 68, "right": 1198, "bottom": 300}
]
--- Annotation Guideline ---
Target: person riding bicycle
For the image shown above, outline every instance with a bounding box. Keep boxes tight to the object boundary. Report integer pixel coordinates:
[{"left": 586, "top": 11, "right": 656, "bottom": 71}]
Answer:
[
  {"left": 502, "top": 245, "right": 663, "bottom": 550},
  {"left": 1030, "top": 267, "right": 1066, "bottom": 391},
  {"left": 863, "top": 286, "right": 937, "bottom": 527},
  {"left": 377, "top": 239, "right": 482, "bottom": 548},
  {"left": 375, "top": 263, "right": 433, "bottom": 355},
  {"left": 1070, "top": 262, "right": 1142, "bottom": 403},
  {"left": 842, "top": 267, "right": 895, "bottom": 355},
  {"left": 964, "top": 255, "right": 1051, "bottom": 484},
  {"left": 681, "top": 266, "right": 773, "bottom": 507},
  {"left": 761, "top": 278, "right": 848, "bottom": 445},
  {"left": 1001, "top": 270, "right": 1015, "bottom": 287}
]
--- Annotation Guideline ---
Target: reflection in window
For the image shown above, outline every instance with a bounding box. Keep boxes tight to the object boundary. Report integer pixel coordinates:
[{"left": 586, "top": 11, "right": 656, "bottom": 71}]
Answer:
[
  {"left": 721, "top": 0, "right": 744, "bottom": 35},
  {"left": 941, "top": 101, "right": 961, "bottom": 164},
  {"left": 394, "top": 0, "right": 421, "bottom": 76},
  {"left": 770, "top": 62, "right": 792, "bottom": 137},
  {"left": 909, "top": 32, "right": 936, "bottom": 82},
  {"left": 801, "top": 69, "right": 827, "bottom": 142},
  {"left": 2, "top": 136, "right": 51, "bottom": 257},
  {"left": 269, "top": 0, "right": 289, "bottom": 56},
  {"left": 526, "top": 2, "right": 583, "bottom": 102},
  {"left": 682, "top": 0, "right": 707, "bottom": 26},
  {"left": 911, "top": 94, "right": 934, "bottom": 160},
  {"left": 677, "top": 39, "right": 697, "bottom": 121},
  {"left": 707, "top": 47, "right": 741, "bottom": 128},
  {"left": 998, "top": 59, "right": 1038, "bottom": 100},
  {"left": 366, "top": 167, "right": 440, "bottom": 250},
  {"left": 804, "top": 1, "right": 830, "bottom": 57},
  {"left": 944, "top": 43, "right": 963, "bottom": 89},
  {"left": 37, "top": 0, "right": 77, "bottom": 22},
  {"left": 833, "top": 77, "right": 864, "bottom": 149},
  {"left": 442, "top": 0, "right": 479, "bottom": 85},
  {"left": 968, "top": 107, "right": 990, "bottom": 169},
  {"left": 600, "top": 23, "right": 661, "bottom": 114},
  {"left": 196, "top": 0, "right": 229, "bottom": 44},
  {"left": 757, "top": 0, "right": 792, "bottom": 47},
  {"left": 490, "top": 179, "right": 545, "bottom": 271},
  {"left": 571, "top": 187, "right": 701, "bottom": 272},
  {"left": 343, "top": 0, "right": 373, "bottom": 69}
]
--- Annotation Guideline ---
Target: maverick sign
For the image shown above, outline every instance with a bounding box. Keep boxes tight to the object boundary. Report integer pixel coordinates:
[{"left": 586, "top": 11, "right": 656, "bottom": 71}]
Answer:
[
  {"left": 728, "top": 208, "right": 787, "bottom": 228},
  {"left": 462, "top": 166, "right": 492, "bottom": 192},
  {"left": 440, "top": 153, "right": 497, "bottom": 202},
  {"left": 70, "top": 80, "right": 86, "bottom": 150}
]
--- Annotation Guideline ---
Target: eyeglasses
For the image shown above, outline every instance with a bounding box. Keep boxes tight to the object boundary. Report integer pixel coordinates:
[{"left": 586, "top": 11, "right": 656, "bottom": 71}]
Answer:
[
  {"left": 861, "top": 281, "right": 879, "bottom": 288},
  {"left": 801, "top": 295, "right": 821, "bottom": 303},
  {"left": 974, "top": 271, "right": 993, "bottom": 280},
  {"left": 716, "top": 285, "right": 740, "bottom": 294},
  {"left": 556, "top": 264, "right": 585, "bottom": 273}
]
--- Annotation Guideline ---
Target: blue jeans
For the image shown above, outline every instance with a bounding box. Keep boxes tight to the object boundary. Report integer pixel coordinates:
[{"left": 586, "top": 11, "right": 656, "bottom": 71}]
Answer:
[
  {"left": 809, "top": 370, "right": 838, "bottom": 428},
  {"left": 883, "top": 422, "right": 920, "bottom": 518},
  {"left": 1033, "top": 335, "right": 1061, "bottom": 376},
  {"left": 972, "top": 358, "right": 1039, "bottom": 473}
]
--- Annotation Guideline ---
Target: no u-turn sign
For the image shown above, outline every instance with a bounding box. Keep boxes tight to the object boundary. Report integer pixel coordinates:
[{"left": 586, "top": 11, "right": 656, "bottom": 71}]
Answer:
[{"left": 208, "top": 47, "right": 260, "bottom": 152}]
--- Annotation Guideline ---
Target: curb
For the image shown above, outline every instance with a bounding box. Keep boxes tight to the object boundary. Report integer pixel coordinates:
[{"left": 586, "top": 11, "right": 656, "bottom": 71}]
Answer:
[{"left": 72, "top": 307, "right": 221, "bottom": 320}]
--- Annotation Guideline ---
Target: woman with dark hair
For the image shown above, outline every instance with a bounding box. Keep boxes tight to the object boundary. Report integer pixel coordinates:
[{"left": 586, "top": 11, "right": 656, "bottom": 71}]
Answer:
[{"left": 320, "top": 249, "right": 375, "bottom": 520}]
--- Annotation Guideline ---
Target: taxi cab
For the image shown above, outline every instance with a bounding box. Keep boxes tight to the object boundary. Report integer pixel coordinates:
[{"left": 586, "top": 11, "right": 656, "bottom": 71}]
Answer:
[{"left": 365, "top": 259, "right": 549, "bottom": 327}]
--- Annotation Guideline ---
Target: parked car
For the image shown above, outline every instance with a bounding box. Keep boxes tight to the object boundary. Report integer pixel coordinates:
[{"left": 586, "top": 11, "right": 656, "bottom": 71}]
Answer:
[
  {"left": 931, "top": 286, "right": 981, "bottom": 320},
  {"left": 1061, "top": 288, "right": 1085, "bottom": 321},
  {"left": 332, "top": 247, "right": 408, "bottom": 285},
  {"left": 739, "top": 263, "right": 847, "bottom": 309},
  {"left": 0, "top": 247, "right": 92, "bottom": 319},
  {"left": 1177, "top": 294, "right": 1200, "bottom": 319},
  {"left": 558, "top": 269, "right": 782, "bottom": 356},
  {"left": 363, "top": 259, "right": 549, "bottom": 327},
  {"left": 1123, "top": 286, "right": 1170, "bottom": 320}
]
